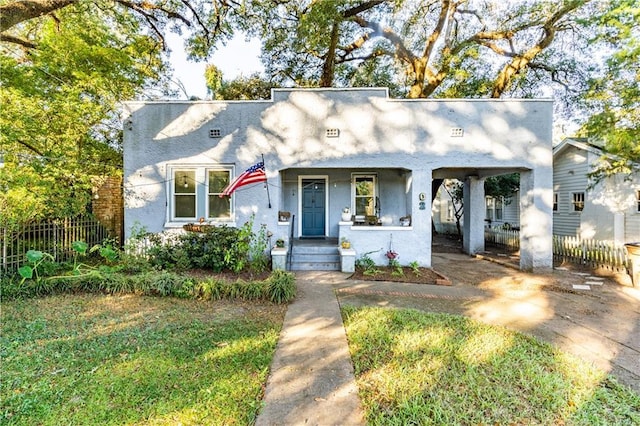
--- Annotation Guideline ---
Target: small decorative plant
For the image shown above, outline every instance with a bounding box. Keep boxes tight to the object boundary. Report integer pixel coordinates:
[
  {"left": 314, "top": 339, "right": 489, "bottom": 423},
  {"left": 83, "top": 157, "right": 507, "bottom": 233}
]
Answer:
[
  {"left": 340, "top": 237, "right": 351, "bottom": 249},
  {"left": 275, "top": 238, "right": 285, "bottom": 248},
  {"left": 342, "top": 207, "right": 350, "bottom": 213}
]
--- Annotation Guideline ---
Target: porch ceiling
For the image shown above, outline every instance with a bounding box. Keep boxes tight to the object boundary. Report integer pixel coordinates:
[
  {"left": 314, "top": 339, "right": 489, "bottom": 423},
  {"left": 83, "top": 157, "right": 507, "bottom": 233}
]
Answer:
[{"left": 432, "top": 167, "right": 529, "bottom": 180}]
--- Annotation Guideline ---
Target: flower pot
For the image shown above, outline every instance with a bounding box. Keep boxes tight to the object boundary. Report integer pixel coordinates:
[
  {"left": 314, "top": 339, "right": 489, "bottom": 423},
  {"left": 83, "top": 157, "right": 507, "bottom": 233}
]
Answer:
[
  {"left": 341, "top": 212, "right": 352, "bottom": 221},
  {"left": 341, "top": 242, "right": 351, "bottom": 249}
]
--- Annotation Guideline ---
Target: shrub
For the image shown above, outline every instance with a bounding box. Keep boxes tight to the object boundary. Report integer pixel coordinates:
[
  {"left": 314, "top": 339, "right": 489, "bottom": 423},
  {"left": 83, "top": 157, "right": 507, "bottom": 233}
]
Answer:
[{"left": 267, "top": 270, "right": 296, "bottom": 304}]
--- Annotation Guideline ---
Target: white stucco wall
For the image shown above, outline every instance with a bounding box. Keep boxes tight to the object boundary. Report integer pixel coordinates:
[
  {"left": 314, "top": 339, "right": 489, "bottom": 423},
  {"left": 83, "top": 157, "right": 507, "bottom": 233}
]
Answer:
[{"left": 123, "top": 88, "right": 553, "bottom": 269}]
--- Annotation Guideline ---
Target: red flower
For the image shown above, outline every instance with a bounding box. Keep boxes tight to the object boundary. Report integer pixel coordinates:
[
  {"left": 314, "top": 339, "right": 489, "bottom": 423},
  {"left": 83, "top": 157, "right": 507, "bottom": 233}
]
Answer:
[{"left": 385, "top": 250, "right": 398, "bottom": 260}]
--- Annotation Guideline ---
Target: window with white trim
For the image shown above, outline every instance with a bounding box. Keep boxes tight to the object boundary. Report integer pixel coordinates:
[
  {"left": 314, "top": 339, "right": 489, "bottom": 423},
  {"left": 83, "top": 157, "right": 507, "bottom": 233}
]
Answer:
[
  {"left": 169, "top": 166, "right": 233, "bottom": 222},
  {"left": 572, "top": 192, "right": 585, "bottom": 212},
  {"left": 173, "top": 170, "right": 196, "bottom": 219},
  {"left": 207, "top": 170, "right": 231, "bottom": 219},
  {"left": 495, "top": 197, "right": 503, "bottom": 220},
  {"left": 485, "top": 196, "right": 495, "bottom": 220},
  {"left": 352, "top": 174, "right": 377, "bottom": 216}
]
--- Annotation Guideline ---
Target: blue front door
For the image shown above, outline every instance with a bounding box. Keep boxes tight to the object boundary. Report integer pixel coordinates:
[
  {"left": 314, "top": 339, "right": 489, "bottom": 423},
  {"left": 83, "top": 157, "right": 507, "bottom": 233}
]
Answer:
[{"left": 301, "top": 179, "right": 326, "bottom": 237}]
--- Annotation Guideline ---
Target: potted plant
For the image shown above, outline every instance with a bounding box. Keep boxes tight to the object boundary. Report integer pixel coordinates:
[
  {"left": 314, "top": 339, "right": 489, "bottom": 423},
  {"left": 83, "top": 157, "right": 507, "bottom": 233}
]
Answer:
[
  {"left": 341, "top": 207, "right": 352, "bottom": 222},
  {"left": 275, "top": 238, "right": 285, "bottom": 248},
  {"left": 340, "top": 237, "right": 351, "bottom": 249}
]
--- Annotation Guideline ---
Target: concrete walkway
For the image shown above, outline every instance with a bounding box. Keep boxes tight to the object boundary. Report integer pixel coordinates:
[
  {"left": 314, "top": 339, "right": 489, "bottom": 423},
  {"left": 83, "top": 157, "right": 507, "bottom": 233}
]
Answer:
[
  {"left": 255, "top": 271, "right": 364, "bottom": 426},
  {"left": 256, "top": 255, "right": 640, "bottom": 424}
]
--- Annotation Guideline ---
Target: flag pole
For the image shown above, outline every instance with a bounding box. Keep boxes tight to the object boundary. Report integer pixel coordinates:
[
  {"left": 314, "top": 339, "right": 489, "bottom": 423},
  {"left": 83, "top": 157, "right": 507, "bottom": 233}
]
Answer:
[{"left": 262, "top": 153, "right": 272, "bottom": 208}]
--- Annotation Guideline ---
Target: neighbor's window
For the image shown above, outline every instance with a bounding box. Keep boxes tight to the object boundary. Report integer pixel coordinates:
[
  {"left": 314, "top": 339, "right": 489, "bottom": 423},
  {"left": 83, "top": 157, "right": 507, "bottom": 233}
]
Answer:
[
  {"left": 636, "top": 190, "right": 640, "bottom": 213},
  {"left": 208, "top": 169, "right": 232, "bottom": 219},
  {"left": 353, "top": 174, "right": 377, "bottom": 216},
  {"left": 495, "top": 197, "right": 503, "bottom": 220},
  {"left": 173, "top": 170, "right": 196, "bottom": 219},
  {"left": 485, "top": 197, "right": 495, "bottom": 220},
  {"left": 572, "top": 192, "right": 585, "bottom": 212},
  {"left": 553, "top": 193, "right": 558, "bottom": 211}
]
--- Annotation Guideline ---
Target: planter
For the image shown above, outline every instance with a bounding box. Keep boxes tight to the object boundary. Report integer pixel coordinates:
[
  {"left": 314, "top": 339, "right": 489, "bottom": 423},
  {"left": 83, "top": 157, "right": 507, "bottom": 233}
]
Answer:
[
  {"left": 341, "top": 212, "right": 352, "bottom": 221},
  {"left": 625, "top": 243, "right": 640, "bottom": 287}
]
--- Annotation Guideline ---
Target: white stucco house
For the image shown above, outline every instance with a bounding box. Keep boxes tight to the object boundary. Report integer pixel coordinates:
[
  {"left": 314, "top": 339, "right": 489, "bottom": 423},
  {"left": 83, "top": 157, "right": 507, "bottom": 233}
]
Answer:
[{"left": 123, "top": 88, "right": 553, "bottom": 271}]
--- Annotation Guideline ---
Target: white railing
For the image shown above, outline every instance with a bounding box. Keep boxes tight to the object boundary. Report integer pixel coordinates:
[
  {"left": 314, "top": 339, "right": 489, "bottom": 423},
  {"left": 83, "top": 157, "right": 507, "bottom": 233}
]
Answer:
[{"left": 484, "top": 228, "right": 630, "bottom": 272}]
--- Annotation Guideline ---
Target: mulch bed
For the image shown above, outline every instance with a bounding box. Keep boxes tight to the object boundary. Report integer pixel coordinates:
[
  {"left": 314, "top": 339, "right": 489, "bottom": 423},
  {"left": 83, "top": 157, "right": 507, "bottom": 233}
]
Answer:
[{"left": 350, "top": 266, "right": 452, "bottom": 286}]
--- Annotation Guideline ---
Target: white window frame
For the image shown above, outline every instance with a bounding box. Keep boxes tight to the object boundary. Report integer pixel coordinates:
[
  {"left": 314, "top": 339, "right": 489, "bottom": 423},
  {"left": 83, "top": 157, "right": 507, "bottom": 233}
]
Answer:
[
  {"left": 495, "top": 197, "right": 503, "bottom": 221},
  {"left": 351, "top": 173, "right": 378, "bottom": 218},
  {"left": 170, "top": 168, "right": 198, "bottom": 221},
  {"left": 206, "top": 167, "right": 234, "bottom": 221},
  {"left": 485, "top": 196, "right": 495, "bottom": 221},
  {"left": 166, "top": 164, "right": 235, "bottom": 226},
  {"left": 572, "top": 192, "right": 585, "bottom": 212}
]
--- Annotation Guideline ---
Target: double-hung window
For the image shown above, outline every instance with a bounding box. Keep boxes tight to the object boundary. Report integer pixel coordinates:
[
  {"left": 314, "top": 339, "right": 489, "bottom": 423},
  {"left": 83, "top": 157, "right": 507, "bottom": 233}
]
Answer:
[
  {"left": 169, "top": 166, "right": 233, "bottom": 223},
  {"left": 207, "top": 169, "right": 231, "bottom": 219},
  {"left": 173, "top": 170, "right": 197, "bottom": 219}
]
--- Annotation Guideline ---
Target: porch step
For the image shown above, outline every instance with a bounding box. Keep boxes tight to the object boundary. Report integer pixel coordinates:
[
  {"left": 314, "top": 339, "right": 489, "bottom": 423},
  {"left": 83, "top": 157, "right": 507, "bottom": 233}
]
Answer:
[{"left": 289, "top": 244, "right": 340, "bottom": 271}]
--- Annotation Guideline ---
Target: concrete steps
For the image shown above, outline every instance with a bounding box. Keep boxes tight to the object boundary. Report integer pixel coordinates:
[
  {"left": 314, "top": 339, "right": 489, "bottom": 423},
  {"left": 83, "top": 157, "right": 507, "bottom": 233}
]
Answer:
[{"left": 289, "top": 243, "right": 340, "bottom": 271}]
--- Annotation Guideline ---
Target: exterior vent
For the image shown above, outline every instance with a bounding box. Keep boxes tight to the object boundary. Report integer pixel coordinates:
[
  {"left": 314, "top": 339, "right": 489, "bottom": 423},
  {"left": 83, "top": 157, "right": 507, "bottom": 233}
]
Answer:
[
  {"left": 450, "top": 127, "right": 464, "bottom": 137},
  {"left": 326, "top": 128, "right": 340, "bottom": 138},
  {"left": 209, "top": 128, "right": 222, "bottom": 138}
]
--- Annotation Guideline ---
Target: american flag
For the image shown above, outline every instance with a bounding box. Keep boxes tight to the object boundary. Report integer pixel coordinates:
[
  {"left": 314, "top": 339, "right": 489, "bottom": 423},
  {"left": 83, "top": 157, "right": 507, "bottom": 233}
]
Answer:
[{"left": 219, "top": 161, "right": 267, "bottom": 197}]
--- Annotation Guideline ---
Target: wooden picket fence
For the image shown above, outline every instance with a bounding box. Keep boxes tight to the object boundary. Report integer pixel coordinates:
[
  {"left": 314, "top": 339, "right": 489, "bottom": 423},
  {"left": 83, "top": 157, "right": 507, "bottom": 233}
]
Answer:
[
  {"left": 485, "top": 228, "right": 630, "bottom": 271},
  {"left": 484, "top": 228, "right": 520, "bottom": 250},
  {"left": 1, "top": 216, "right": 111, "bottom": 274}
]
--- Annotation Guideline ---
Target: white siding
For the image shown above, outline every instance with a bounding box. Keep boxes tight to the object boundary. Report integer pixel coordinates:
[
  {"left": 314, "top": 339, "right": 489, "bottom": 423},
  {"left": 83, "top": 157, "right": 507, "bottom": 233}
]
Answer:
[{"left": 552, "top": 145, "right": 589, "bottom": 236}]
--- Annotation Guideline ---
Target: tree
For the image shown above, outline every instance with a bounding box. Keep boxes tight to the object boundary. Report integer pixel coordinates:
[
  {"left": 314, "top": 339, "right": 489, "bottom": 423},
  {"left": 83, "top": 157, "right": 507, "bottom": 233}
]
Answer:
[
  {"left": 577, "top": 0, "right": 639, "bottom": 179},
  {"left": 205, "top": 65, "right": 276, "bottom": 100},
  {"left": 0, "top": 1, "right": 172, "bottom": 226}
]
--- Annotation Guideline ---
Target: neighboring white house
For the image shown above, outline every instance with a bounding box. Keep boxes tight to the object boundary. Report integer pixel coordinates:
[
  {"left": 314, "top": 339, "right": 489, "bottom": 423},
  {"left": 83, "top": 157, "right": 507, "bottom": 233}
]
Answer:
[
  {"left": 553, "top": 138, "right": 640, "bottom": 244},
  {"left": 433, "top": 137, "right": 640, "bottom": 244},
  {"left": 123, "top": 88, "right": 553, "bottom": 271}
]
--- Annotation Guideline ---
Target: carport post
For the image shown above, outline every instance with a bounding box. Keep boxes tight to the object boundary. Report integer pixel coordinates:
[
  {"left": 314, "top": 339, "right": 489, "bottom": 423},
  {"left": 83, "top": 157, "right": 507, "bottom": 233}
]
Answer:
[
  {"left": 519, "top": 170, "right": 553, "bottom": 271},
  {"left": 463, "top": 176, "right": 485, "bottom": 255}
]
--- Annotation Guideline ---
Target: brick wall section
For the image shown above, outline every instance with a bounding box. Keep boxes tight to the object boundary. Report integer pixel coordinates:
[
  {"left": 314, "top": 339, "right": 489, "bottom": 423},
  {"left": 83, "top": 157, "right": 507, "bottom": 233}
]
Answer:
[{"left": 92, "top": 176, "right": 124, "bottom": 245}]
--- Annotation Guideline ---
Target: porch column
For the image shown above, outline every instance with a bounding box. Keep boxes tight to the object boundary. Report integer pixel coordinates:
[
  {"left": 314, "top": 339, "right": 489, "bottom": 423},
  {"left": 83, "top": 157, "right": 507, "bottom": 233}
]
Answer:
[
  {"left": 519, "top": 170, "right": 553, "bottom": 271},
  {"left": 463, "top": 176, "right": 485, "bottom": 255}
]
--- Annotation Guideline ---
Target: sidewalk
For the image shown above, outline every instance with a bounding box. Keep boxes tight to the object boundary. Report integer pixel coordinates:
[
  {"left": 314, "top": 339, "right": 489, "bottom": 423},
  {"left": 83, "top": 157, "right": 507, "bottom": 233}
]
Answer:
[
  {"left": 255, "top": 271, "right": 364, "bottom": 426},
  {"left": 256, "top": 256, "right": 640, "bottom": 424}
]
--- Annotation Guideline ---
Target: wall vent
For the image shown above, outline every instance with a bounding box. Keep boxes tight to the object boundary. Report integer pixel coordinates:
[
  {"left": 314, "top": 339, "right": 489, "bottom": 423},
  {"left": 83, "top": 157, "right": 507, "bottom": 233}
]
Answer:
[
  {"left": 450, "top": 127, "right": 464, "bottom": 137},
  {"left": 326, "top": 128, "right": 340, "bottom": 138},
  {"left": 209, "top": 128, "right": 222, "bottom": 138}
]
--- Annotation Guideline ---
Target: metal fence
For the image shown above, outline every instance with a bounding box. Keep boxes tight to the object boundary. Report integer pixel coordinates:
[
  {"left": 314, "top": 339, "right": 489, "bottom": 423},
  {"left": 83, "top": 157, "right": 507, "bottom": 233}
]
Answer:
[
  {"left": 485, "top": 228, "right": 630, "bottom": 271},
  {"left": 1, "top": 216, "right": 111, "bottom": 273}
]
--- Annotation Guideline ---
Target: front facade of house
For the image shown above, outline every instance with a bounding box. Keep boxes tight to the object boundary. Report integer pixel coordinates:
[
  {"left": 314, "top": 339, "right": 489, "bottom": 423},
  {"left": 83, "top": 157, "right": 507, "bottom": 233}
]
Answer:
[{"left": 123, "top": 88, "right": 553, "bottom": 270}]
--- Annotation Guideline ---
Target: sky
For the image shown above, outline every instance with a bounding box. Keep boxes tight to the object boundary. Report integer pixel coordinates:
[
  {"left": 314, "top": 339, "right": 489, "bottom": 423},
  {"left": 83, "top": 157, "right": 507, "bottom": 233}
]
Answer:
[{"left": 167, "top": 33, "right": 263, "bottom": 99}]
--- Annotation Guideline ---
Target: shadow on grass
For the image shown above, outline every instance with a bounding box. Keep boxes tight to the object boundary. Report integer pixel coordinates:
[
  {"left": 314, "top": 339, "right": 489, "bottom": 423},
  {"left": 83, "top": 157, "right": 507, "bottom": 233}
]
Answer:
[{"left": 0, "top": 294, "right": 286, "bottom": 425}]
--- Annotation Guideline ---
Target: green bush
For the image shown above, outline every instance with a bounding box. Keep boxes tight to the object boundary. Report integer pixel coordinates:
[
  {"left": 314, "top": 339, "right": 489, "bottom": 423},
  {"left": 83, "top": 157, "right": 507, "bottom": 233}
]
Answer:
[{"left": 267, "top": 270, "right": 296, "bottom": 304}]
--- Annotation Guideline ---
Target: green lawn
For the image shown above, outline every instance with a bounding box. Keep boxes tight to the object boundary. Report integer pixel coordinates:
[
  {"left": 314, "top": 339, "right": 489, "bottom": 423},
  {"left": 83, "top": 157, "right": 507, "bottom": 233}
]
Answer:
[
  {"left": 342, "top": 306, "right": 640, "bottom": 425},
  {"left": 1, "top": 294, "right": 286, "bottom": 425}
]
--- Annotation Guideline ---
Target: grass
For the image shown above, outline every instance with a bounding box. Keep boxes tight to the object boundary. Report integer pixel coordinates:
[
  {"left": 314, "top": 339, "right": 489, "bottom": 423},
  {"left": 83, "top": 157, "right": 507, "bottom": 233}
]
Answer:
[
  {"left": 1, "top": 293, "right": 287, "bottom": 425},
  {"left": 342, "top": 306, "right": 640, "bottom": 425}
]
